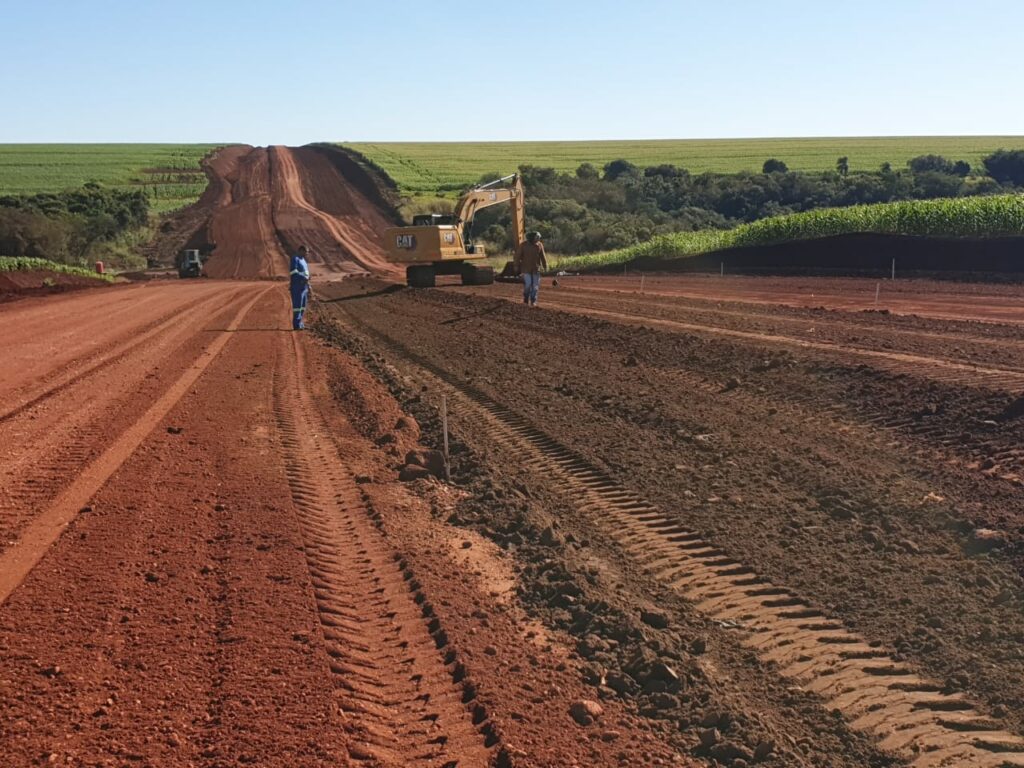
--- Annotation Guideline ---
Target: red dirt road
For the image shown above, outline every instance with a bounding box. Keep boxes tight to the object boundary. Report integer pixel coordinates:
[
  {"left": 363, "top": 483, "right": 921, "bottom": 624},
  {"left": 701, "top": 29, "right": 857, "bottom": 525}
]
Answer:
[
  {"left": 0, "top": 283, "right": 679, "bottom": 767},
  {"left": 187, "top": 145, "right": 401, "bottom": 280}
]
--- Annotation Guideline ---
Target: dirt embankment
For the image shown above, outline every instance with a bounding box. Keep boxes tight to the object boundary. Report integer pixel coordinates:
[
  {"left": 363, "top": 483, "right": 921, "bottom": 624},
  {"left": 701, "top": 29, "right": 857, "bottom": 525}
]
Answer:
[
  {"left": 610, "top": 232, "right": 1024, "bottom": 280},
  {"left": 0, "top": 269, "right": 111, "bottom": 302},
  {"left": 146, "top": 144, "right": 402, "bottom": 280}
]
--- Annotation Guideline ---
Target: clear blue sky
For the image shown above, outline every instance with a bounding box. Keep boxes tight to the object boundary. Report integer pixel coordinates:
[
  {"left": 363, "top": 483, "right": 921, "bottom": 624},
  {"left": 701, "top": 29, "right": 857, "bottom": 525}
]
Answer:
[{"left": 3, "top": 0, "right": 1023, "bottom": 144}]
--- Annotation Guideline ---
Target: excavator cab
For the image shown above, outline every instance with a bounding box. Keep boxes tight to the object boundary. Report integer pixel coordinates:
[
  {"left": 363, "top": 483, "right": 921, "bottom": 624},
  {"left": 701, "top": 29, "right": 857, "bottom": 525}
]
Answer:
[
  {"left": 412, "top": 214, "right": 456, "bottom": 226},
  {"left": 384, "top": 174, "right": 526, "bottom": 288}
]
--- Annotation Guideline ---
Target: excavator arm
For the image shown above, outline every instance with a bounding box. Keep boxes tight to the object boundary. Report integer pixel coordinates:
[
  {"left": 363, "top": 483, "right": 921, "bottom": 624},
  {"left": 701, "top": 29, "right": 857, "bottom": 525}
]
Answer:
[{"left": 454, "top": 174, "right": 526, "bottom": 249}]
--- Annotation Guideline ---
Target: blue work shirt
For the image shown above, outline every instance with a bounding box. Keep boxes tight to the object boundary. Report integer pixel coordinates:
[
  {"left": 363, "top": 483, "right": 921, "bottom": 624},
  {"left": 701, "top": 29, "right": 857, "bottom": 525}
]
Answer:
[{"left": 289, "top": 254, "right": 310, "bottom": 287}]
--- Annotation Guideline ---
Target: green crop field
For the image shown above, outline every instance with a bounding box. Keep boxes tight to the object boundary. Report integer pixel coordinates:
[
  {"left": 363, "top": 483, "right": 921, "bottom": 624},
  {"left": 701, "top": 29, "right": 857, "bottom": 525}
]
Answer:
[
  {"left": 0, "top": 256, "right": 114, "bottom": 282},
  {"left": 554, "top": 194, "right": 1024, "bottom": 271},
  {"left": 0, "top": 144, "right": 221, "bottom": 213},
  {"left": 345, "top": 137, "right": 1024, "bottom": 199}
]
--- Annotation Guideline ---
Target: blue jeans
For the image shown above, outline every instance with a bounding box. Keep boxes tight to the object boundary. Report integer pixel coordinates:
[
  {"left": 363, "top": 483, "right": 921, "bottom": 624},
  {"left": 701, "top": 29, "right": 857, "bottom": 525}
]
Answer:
[
  {"left": 522, "top": 272, "right": 540, "bottom": 304},
  {"left": 290, "top": 282, "right": 309, "bottom": 329}
]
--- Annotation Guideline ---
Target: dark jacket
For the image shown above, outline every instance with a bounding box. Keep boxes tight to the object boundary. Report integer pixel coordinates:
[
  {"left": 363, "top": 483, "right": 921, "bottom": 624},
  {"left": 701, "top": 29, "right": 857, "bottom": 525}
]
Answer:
[{"left": 515, "top": 241, "right": 547, "bottom": 274}]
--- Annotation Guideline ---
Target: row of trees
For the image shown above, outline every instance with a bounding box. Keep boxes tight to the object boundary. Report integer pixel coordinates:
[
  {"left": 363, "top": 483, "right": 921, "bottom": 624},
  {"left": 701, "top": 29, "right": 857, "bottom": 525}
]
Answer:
[
  {"left": 471, "top": 150, "right": 1024, "bottom": 254},
  {"left": 0, "top": 184, "right": 150, "bottom": 264}
]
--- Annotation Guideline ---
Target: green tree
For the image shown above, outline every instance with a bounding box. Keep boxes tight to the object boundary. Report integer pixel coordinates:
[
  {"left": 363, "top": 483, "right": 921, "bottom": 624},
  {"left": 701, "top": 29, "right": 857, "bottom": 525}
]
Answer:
[
  {"left": 762, "top": 158, "right": 789, "bottom": 174},
  {"left": 982, "top": 149, "right": 1024, "bottom": 186},
  {"left": 603, "top": 159, "right": 640, "bottom": 181}
]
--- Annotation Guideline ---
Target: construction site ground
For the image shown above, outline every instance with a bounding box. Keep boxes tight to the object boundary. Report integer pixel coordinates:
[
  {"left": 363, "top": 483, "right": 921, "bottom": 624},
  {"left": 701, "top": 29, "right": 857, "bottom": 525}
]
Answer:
[{"left": 2, "top": 145, "right": 1023, "bottom": 768}]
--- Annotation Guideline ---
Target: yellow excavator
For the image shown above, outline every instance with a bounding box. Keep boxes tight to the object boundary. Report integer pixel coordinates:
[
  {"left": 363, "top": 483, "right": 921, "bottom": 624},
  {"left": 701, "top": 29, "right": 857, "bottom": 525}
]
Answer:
[{"left": 385, "top": 173, "right": 525, "bottom": 287}]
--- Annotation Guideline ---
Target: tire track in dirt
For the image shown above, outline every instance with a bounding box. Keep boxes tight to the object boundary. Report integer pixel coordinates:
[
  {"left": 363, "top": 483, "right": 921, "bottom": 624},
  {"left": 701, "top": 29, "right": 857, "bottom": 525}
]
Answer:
[
  {"left": 0, "top": 285, "right": 270, "bottom": 605},
  {"left": 272, "top": 333, "right": 504, "bottom": 767},
  {"left": 192, "top": 144, "right": 400, "bottom": 280},
  {"left": 556, "top": 276, "right": 1024, "bottom": 326},
  {"left": 0, "top": 287, "right": 250, "bottom": 550},
  {"left": 649, "top": 365, "right": 1024, "bottom": 487},
  {"left": 537, "top": 299, "right": 1024, "bottom": 392},
  {"left": 204, "top": 147, "right": 288, "bottom": 279},
  {"left": 270, "top": 146, "right": 401, "bottom": 279},
  {"left": 339, "top": 311, "right": 1024, "bottom": 768},
  {"left": 544, "top": 285, "right": 1024, "bottom": 368},
  {"left": 0, "top": 288, "right": 226, "bottom": 424},
  {"left": 386, "top": 287, "right": 1024, "bottom": 486}
]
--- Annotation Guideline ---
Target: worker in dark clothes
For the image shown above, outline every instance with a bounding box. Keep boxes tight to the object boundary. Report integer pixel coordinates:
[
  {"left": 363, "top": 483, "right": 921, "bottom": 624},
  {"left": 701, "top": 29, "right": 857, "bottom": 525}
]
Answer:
[
  {"left": 514, "top": 231, "right": 548, "bottom": 306},
  {"left": 289, "top": 245, "right": 311, "bottom": 330}
]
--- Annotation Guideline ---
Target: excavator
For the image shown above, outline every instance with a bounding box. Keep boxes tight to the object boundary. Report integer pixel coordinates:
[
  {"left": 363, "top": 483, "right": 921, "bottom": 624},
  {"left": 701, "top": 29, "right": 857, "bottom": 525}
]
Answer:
[{"left": 384, "top": 173, "right": 525, "bottom": 287}]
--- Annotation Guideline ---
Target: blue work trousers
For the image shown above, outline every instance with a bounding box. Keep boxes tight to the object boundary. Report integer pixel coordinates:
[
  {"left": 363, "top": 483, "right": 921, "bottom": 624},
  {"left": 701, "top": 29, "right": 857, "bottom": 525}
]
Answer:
[
  {"left": 290, "top": 281, "right": 309, "bottom": 329},
  {"left": 522, "top": 272, "right": 541, "bottom": 305}
]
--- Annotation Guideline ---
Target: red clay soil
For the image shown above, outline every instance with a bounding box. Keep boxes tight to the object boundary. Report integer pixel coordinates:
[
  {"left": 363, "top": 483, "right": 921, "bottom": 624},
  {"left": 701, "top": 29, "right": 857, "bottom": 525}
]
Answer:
[
  {"left": 0, "top": 270, "right": 110, "bottom": 302},
  {"left": 177, "top": 145, "right": 402, "bottom": 281},
  {"left": 544, "top": 274, "right": 1024, "bottom": 325},
  {"left": 315, "top": 277, "right": 1024, "bottom": 767},
  {"left": 0, "top": 282, "right": 683, "bottom": 767}
]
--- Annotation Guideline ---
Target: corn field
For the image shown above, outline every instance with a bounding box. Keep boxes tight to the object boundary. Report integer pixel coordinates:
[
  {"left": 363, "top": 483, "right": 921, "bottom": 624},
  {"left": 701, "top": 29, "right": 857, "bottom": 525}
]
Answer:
[
  {"left": 554, "top": 195, "right": 1024, "bottom": 271},
  {"left": 0, "top": 256, "right": 114, "bottom": 281}
]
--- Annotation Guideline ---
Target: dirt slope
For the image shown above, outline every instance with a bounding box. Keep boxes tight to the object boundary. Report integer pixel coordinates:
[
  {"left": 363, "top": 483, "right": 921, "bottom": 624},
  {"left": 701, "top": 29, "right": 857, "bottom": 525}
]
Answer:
[{"left": 175, "top": 145, "right": 401, "bottom": 280}]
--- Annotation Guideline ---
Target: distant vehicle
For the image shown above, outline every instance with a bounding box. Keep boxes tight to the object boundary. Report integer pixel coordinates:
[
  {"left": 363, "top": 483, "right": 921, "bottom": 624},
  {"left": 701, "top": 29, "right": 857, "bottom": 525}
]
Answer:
[
  {"left": 176, "top": 245, "right": 214, "bottom": 278},
  {"left": 384, "top": 174, "right": 525, "bottom": 288}
]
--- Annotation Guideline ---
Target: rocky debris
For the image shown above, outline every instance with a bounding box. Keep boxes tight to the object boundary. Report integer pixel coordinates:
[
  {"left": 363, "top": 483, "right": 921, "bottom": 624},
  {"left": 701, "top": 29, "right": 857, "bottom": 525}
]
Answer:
[
  {"left": 700, "top": 727, "right": 720, "bottom": 747},
  {"left": 394, "top": 414, "right": 420, "bottom": 437},
  {"left": 998, "top": 393, "right": 1024, "bottom": 422},
  {"left": 898, "top": 538, "right": 921, "bottom": 555},
  {"left": 969, "top": 528, "right": 1007, "bottom": 552},
  {"left": 540, "top": 525, "right": 563, "bottom": 547},
  {"left": 640, "top": 610, "right": 669, "bottom": 630},
  {"left": 709, "top": 741, "right": 752, "bottom": 764},
  {"left": 166, "top": 426, "right": 184, "bottom": 434},
  {"left": 404, "top": 448, "right": 446, "bottom": 478},
  {"left": 754, "top": 739, "right": 775, "bottom": 760},
  {"left": 647, "top": 692, "right": 679, "bottom": 711},
  {"left": 650, "top": 662, "right": 679, "bottom": 684},
  {"left": 569, "top": 699, "right": 603, "bottom": 726},
  {"left": 398, "top": 464, "right": 432, "bottom": 482},
  {"left": 751, "top": 356, "right": 789, "bottom": 373},
  {"left": 913, "top": 402, "right": 943, "bottom": 419},
  {"left": 721, "top": 377, "right": 741, "bottom": 392}
]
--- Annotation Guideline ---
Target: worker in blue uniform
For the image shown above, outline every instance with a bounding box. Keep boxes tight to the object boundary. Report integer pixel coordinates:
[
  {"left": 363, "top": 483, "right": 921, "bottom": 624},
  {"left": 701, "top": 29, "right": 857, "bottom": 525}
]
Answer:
[{"left": 289, "top": 245, "right": 311, "bottom": 330}]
